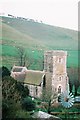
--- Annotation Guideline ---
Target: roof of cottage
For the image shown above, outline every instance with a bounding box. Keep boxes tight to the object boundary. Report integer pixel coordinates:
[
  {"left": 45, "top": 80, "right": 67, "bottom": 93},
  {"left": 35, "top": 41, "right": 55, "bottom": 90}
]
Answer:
[
  {"left": 24, "top": 70, "right": 45, "bottom": 86},
  {"left": 32, "top": 111, "right": 62, "bottom": 119}
]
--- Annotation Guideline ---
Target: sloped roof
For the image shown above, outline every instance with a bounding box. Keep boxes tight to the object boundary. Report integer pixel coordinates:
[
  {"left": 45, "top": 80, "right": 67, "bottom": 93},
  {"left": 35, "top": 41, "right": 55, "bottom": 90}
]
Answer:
[
  {"left": 14, "top": 73, "right": 26, "bottom": 82},
  {"left": 11, "top": 66, "right": 27, "bottom": 72},
  {"left": 32, "top": 111, "right": 62, "bottom": 119},
  {"left": 13, "top": 67, "right": 23, "bottom": 72},
  {"left": 11, "top": 69, "right": 45, "bottom": 86},
  {"left": 24, "top": 70, "right": 45, "bottom": 86}
]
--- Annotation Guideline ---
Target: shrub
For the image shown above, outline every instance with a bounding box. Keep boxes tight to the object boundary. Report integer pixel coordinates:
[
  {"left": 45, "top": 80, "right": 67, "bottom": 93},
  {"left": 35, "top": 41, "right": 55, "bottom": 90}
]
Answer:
[
  {"left": 2, "top": 99, "right": 21, "bottom": 118},
  {"left": 1, "top": 66, "right": 10, "bottom": 78},
  {"left": 77, "top": 86, "right": 80, "bottom": 95},
  {"left": 16, "top": 110, "right": 31, "bottom": 118},
  {"left": 22, "top": 97, "right": 36, "bottom": 111},
  {"left": 2, "top": 75, "right": 29, "bottom": 119}
]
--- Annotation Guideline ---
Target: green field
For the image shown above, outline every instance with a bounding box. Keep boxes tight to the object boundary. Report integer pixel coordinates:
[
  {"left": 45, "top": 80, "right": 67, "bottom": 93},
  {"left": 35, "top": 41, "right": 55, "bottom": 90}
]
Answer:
[{"left": 1, "top": 16, "right": 78, "bottom": 70}]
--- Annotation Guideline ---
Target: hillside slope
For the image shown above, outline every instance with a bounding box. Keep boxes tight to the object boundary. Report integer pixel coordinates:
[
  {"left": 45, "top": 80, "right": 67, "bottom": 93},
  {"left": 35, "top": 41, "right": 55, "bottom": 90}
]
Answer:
[
  {"left": 2, "top": 16, "right": 78, "bottom": 49},
  {"left": 1, "top": 16, "right": 78, "bottom": 69}
]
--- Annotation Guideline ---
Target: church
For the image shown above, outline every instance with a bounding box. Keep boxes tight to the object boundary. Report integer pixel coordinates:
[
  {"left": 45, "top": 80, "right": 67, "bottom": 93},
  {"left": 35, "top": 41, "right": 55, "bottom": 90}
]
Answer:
[{"left": 11, "top": 50, "right": 69, "bottom": 101}]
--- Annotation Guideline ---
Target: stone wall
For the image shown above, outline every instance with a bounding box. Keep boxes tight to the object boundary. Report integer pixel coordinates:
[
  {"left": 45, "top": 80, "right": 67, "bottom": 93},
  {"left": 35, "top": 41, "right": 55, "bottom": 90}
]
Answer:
[
  {"left": 24, "top": 84, "right": 42, "bottom": 98},
  {"left": 44, "top": 51, "right": 53, "bottom": 72}
]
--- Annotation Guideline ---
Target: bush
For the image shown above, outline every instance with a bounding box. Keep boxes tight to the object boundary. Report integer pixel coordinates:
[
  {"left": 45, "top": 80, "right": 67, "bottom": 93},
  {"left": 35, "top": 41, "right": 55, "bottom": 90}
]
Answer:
[
  {"left": 1, "top": 66, "right": 10, "bottom": 78},
  {"left": 2, "top": 75, "right": 29, "bottom": 119},
  {"left": 16, "top": 110, "right": 31, "bottom": 118},
  {"left": 2, "top": 99, "right": 21, "bottom": 118},
  {"left": 2, "top": 76, "right": 29, "bottom": 101},
  {"left": 77, "top": 86, "right": 80, "bottom": 95},
  {"left": 22, "top": 97, "right": 36, "bottom": 111}
]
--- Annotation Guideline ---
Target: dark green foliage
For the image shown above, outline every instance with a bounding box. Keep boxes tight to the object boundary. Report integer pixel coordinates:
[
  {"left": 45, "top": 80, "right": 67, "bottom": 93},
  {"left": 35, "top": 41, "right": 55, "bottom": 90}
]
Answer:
[
  {"left": 68, "top": 67, "right": 80, "bottom": 95},
  {"left": 2, "top": 76, "right": 29, "bottom": 118},
  {"left": 77, "top": 86, "right": 80, "bottom": 95},
  {"left": 2, "top": 76, "right": 20, "bottom": 101},
  {"left": 0, "top": 67, "right": 2, "bottom": 78},
  {"left": 15, "top": 82, "right": 29, "bottom": 98},
  {"left": 22, "top": 97, "right": 36, "bottom": 111},
  {"left": 2, "top": 76, "right": 29, "bottom": 100},
  {"left": 72, "top": 85, "right": 75, "bottom": 96},
  {"left": 0, "top": 66, "right": 10, "bottom": 78},
  {"left": 15, "top": 110, "right": 31, "bottom": 118},
  {"left": 2, "top": 99, "right": 21, "bottom": 119}
]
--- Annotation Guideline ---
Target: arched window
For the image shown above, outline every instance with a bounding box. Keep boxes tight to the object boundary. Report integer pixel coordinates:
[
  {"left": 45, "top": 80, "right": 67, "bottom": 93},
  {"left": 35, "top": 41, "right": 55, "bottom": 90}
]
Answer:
[
  {"left": 59, "top": 76, "right": 62, "bottom": 81},
  {"left": 58, "top": 86, "right": 61, "bottom": 93}
]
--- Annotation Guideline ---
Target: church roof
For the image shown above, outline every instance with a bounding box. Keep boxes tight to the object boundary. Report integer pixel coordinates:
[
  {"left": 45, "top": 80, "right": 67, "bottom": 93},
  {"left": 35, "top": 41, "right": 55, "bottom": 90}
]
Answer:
[
  {"left": 24, "top": 70, "right": 45, "bottom": 86},
  {"left": 11, "top": 68, "right": 45, "bottom": 86},
  {"left": 14, "top": 73, "right": 26, "bottom": 82}
]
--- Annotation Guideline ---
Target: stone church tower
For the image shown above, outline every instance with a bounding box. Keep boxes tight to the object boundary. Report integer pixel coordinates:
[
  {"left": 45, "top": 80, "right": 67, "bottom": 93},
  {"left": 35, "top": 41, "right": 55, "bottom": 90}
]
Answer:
[{"left": 44, "top": 50, "right": 69, "bottom": 97}]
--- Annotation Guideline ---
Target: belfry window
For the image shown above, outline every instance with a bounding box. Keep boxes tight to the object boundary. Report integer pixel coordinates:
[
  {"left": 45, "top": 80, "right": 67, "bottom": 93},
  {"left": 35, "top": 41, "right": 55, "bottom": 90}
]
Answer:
[
  {"left": 58, "top": 76, "right": 62, "bottom": 81},
  {"left": 59, "top": 77, "right": 62, "bottom": 81},
  {"left": 58, "top": 58, "right": 62, "bottom": 63}
]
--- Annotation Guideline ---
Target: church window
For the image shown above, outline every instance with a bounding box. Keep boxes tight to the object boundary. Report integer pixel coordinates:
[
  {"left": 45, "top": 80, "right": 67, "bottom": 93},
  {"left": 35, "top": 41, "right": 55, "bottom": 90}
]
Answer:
[
  {"left": 43, "top": 75, "right": 46, "bottom": 87},
  {"left": 58, "top": 76, "right": 62, "bottom": 81},
  {"left": 30, "top": 85, "right": 33, "bottom": 93},
  {"left": 58, "top": 58, "right": 62, "bottom": 63},
  {"left": 36, "top": 86, "right": 38, "bottom": 95},
  {"left": 58, "top": 86, "right": 61, "bottom": 93}
]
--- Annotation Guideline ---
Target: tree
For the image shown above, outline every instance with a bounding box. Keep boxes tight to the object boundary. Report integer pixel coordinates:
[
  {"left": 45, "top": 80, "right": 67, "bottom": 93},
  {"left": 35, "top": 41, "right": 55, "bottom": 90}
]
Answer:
[
  {"left": 2, "top": 76, "right": 29, "bottom": 101},
  {"left": 15, "top": 82, "right": 29, "bottom": 98},
  {"left": 0, "top": 66, "right": 10, "bottom": 78},
  {"left": 2, "top": 76, "right": 29, "bottom": 118},
  {"left": 2, "top": 99, "right": 21, "bottom": 119},
  {"left": 17, "top": 47, "right": 26, "bottom": 66},
  {"left": 51, "top": 92, "right": 58, "bottom": 104},
  {"left": 77, "top": 86, "right": 80, "bottom": 95},
  {"left": 17, "top": 47, "right": 33, "bottom": 68},
  {"left": 47, "top": 92, "right": 58, "bottom": 114},
  {"left": 47, "top": 99, "right": 51, "bottom": 114},
  {"left": 21, "top": 97, "right": 36, "bottom": 111},
  {"left": 72, "top": 85, "right": 75, "bottom": 96},
  {"left": 68, "top": 67, "right": 79, "bottom": 95}
]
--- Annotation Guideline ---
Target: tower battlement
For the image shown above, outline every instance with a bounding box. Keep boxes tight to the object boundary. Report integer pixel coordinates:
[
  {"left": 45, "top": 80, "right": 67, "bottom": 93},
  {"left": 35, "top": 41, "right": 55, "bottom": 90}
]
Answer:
[{"left": 44, "top": 50, "right": 67, "bottom": 73}]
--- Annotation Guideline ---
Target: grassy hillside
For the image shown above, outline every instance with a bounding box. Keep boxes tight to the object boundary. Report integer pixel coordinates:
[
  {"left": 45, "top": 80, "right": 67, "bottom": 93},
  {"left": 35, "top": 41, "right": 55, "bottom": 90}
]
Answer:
[{"left": 1, "top": 16, "right": 78, "bottom": 70}]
